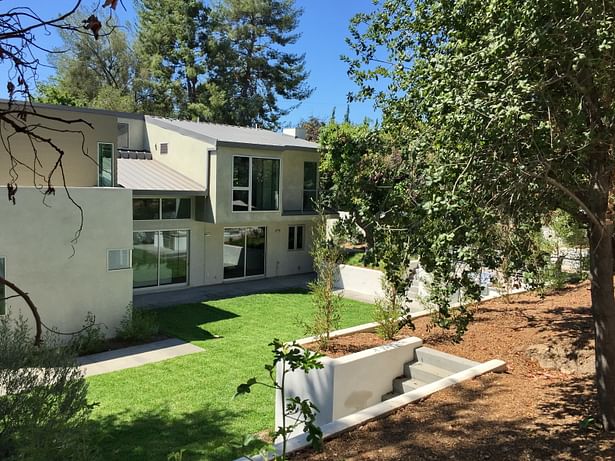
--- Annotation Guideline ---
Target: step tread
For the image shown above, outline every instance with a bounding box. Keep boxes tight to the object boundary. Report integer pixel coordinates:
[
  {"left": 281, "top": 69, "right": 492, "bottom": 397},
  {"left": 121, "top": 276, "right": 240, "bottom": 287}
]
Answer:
[{"left": 406, "top": 361, "right": 452, "bottom": 379}]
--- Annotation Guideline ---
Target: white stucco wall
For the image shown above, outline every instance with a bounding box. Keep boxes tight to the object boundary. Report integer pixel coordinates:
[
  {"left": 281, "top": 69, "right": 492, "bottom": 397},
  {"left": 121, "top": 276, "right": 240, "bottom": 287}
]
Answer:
[{"left": 0, "top": 187, "right": 133, "bottom": 338}]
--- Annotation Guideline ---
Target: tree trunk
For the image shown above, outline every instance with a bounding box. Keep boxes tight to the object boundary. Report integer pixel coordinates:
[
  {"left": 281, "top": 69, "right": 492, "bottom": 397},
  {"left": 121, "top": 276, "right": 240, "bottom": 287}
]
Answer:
[
  {"left": 588, "top": 221, "right": 615, "bottom": 430},
  {"left": 0, "top": 275, "right": 42, "bottom": 346}
]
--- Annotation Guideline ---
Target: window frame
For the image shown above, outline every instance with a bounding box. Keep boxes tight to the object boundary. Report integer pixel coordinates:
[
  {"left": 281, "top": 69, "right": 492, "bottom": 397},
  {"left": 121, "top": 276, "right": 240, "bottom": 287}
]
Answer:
[
  {"left": 97, "top": 142, "right": 115, "bottom": 187},
  {"left": 302, "top": 161, "right": 319, "bottom": 212},
  {"left": 107, "top": 249, "right": 132, "bottom": 272},
  {"left": 231, "top": 155, "right": 281, "bottom": 213},
  {"left": 132, "top": 197, "right": 192, "bottom": 221},
  {"left": 160, "top": 142, "right": 169, "bottom": 154},
  {"left": 223, "top": 226, "right": 267, "bottom": 280},
  {"left": 132, "top": 229, "right": 190, "bottom": 289},
  {"left": 117, "top": 123, "right": 130, "bottom": 149},
  {"left": 288, "top": 225, "right": 305, "bottom": 251}
]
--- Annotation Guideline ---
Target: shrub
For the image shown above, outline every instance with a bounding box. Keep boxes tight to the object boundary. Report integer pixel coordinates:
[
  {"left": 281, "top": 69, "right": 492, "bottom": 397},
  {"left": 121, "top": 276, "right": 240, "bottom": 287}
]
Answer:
[
  {"left": 0, "top": 314, "right": 96, "bottom": 460},
  {"left": 70, "top": 311, "right": 107, "bottom": 356},
  {"left": 374, "top": 280, "right": 404, "bottom": 340},
  {"left": 305, "top": 207, "right": 342, "bottom": 350},
  {"left": 115, "top": 304, "right": 159, "bottom": 342}
]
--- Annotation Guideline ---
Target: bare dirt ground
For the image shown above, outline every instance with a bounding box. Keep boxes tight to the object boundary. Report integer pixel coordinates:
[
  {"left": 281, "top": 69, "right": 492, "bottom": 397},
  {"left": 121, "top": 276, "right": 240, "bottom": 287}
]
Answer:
[{"left": 297, "top": 281, "right": 615, "bottom": 460}]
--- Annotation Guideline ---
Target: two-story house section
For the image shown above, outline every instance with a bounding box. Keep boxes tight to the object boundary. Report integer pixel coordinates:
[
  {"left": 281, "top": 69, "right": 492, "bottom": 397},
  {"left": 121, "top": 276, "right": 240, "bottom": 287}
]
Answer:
[
  {"left": 117, "top": 116, "right": 320, "bottom": 291},
  {"left": 1, "top": 101, "right": 320, "bottom": 337}
]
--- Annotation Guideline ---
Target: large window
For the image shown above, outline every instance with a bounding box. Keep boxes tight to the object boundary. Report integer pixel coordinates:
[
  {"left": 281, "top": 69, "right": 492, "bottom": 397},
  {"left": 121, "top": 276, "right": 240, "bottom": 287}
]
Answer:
[
  {"left": 223, "top": 227, "right": 266, "bottom": 279},
  {"left": 288, "top": 225, "right": 304, "bottom": 251},
  {"left": 98, "top": 142, "right": 114, "bottom": 187},
  {"left": 133, "top": 198, "right": 191, "bottom": 220},
  {"left": 232, "top": 156, "right": 280, "bottom": 212},
  {"left": 133, "top": 230, "right": 189, "bottom": 288},
  {"left": 0, "top": 257, "right": 5, "bottom": 315},
  {"left": 303, "top": 161, "right": 318, "bottom": 211}
]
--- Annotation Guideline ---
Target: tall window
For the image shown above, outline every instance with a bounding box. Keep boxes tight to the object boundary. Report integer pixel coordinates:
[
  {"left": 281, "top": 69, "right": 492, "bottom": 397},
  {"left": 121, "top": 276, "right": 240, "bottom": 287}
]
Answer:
[
  {"left": 303, "top": 162, "right": 318, "bottom": 211},
  {"left": 117, "top": 123, "right": 129, "bottom": 149},
  {"left": 98, "top": 142, "right": 114, "bottom": 187},
  {"left": 0, "top": 257, "right": 5, "bottom": 315},
  {"left": 232, "top": 156, "right": 280, "bottom": 212},
  {"left": 288, "top": 225, "right": 304, "bottom": 250}
]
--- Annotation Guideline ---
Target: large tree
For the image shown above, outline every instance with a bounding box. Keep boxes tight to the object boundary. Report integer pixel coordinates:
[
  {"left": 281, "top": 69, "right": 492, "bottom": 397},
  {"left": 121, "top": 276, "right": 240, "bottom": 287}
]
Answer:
[
  {"left": 38, "top": 12, "right": 137, "bottom": 112},
  {"left": 135, "top": 0, "right": 212, "bottom": 118},
  {"left": 206, "top": 0, "right": 313, "bottom": 129},
  {"left": 346, "top": 0, "right": 615, "bottom": 428}
]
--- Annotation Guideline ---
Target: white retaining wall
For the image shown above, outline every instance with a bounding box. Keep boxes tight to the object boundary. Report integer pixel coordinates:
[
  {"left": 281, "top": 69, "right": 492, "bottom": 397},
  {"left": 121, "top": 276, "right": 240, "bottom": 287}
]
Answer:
[{"left": 275, "top": 336, "right": 424, "bottom": 434}]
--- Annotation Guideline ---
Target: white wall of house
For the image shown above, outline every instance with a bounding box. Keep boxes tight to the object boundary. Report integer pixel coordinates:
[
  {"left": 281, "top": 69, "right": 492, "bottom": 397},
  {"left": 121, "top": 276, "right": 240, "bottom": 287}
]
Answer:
[
  {"left": 0, "top": 187, "right": 133, "bottom": 338},
  {"left": 144, "top": 123, "right": 213, "bottom": 188},
  {"left": 0, "top": 106, "right": 120, "bottom": 188}
]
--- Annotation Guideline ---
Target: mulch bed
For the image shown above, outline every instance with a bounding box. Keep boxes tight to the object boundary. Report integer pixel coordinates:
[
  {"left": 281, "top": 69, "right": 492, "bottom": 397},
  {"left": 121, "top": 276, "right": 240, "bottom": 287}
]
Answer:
[{"left": 294, "top": 281, "right": 615, "bottom": 460}]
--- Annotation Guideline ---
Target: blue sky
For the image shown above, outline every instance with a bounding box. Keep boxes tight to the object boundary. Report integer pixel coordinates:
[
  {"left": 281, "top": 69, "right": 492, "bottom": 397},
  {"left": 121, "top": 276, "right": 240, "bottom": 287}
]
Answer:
[{"left": 1, "top": 0, "right": 381, "bottom": 126}]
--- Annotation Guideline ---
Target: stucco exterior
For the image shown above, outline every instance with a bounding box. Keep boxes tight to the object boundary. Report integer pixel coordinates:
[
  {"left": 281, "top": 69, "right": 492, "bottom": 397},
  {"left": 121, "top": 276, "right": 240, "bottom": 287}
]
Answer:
[{"left": 0, "top": 187, "right": 133, "bottom": 337}]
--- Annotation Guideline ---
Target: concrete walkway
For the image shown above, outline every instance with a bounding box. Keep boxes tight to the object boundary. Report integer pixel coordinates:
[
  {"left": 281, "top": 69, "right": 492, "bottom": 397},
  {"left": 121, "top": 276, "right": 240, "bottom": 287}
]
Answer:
[
  {"left": 77, "top": 338, "right": 204, "bottom": 377},
  {"left": 134, "top": 273, "right": 315, "bottom": 309}
]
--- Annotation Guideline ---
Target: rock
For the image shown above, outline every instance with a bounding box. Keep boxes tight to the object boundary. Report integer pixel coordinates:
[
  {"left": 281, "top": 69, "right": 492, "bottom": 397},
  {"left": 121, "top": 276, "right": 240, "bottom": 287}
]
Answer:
[{"left": 525, "top": 342, "right": 594, "bottom": 374}]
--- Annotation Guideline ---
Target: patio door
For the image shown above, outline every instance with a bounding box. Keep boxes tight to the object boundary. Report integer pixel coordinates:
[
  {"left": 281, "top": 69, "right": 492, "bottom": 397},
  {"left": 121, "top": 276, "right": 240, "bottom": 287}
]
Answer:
[
  {"left": 223, "top": 227, "right": 266, "bottom": 280},
  {"left": 133, "top": 230, "right": 189, "bottom": 288}
]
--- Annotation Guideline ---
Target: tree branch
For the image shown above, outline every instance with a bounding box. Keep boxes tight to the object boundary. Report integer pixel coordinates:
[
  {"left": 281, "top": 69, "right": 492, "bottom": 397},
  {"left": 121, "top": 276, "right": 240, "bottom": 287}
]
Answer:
[{"left": 0, "top": 275, "right": 42, "bottom": 346}]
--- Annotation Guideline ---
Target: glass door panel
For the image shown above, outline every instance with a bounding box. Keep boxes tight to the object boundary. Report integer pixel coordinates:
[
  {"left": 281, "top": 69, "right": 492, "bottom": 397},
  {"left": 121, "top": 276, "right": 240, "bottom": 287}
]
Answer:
[
  {"left": 245, "top": 227, "right": 266, "bottom": 277},
  {"left": 224, "top": 228, "right": 246, "bottom": 279},
  {"left": 133, "top": 231, "right": 159, "bottom": 288},
  {"left": 159, "top": 230, "right": 189, "bottom": 285}
]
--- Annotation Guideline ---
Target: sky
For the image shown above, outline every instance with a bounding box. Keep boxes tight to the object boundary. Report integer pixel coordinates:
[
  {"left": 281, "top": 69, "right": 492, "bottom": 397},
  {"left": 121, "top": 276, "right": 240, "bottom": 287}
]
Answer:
[{"left": 0, "top": 0, "right": 383, "bottom": 127}]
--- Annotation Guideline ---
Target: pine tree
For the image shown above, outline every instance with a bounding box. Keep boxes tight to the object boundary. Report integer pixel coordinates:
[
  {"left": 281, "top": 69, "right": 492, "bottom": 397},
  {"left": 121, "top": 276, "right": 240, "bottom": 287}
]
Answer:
[
  {"left": 135, "top": 0, "right": 212, "bottom": 118},
  {"left": 206, "top": 0, "right": 313, "bottom": 129}
]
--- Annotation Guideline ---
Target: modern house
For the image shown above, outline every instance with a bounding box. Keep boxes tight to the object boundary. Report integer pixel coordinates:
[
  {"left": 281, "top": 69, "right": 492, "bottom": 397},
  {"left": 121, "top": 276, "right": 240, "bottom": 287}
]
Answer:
[{"left": 0, "top": 102, "right": 319, "bottom": 336}]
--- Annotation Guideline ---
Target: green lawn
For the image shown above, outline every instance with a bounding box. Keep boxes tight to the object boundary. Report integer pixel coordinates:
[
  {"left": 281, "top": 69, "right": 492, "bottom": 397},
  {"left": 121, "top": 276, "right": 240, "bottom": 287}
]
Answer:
[{"left": 86, "top": 290, "right": 373, "bottom": 461}]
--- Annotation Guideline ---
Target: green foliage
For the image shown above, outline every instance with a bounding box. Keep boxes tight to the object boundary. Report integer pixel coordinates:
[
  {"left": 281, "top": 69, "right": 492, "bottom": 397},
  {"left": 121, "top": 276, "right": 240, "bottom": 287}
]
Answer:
[
  {"left": 0, "top": 315, "right": 96, "bottom": 460},
  {"left": 135, "top": 0, "right": 209, "bottom": 118},
  {"left": 344, "top": 0, "right": 615, "bottom": 344},
  {"left": 206, "top": 0, "right": 313, "bottom": 129},
  {"left": 38, "top": 11, "right": 136, "bottom": 112},
  {"left": 374, "top": 231, "right": 416, "bottom": 339},
  {"left": 234, "top": 338, "right": 323, "bottom": 460},
  {"left": 70, "top": 311, "right": 107, "bottom": 356},
  {"left": 306, "top": 208, "right": 342, "bottom": 350},
  {"left": 115, "top": 304, "right": 159, "bottom": 343}
]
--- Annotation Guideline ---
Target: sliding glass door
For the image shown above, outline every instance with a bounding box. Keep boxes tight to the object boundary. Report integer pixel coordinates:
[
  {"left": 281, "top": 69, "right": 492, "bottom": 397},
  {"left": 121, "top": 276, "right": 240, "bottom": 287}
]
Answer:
[
  {"left": 223, "top": 227, "right": 266, "bottom": 280},
  {"left": 133, "top": 230, "right": 189, "bottom": 288}
]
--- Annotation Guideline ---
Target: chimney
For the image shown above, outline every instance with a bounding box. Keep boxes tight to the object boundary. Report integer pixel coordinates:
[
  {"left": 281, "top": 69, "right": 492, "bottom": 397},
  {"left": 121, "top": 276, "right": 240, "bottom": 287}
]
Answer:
[{"left": 282, "top": 127, "right": 307, "bottom": 140}]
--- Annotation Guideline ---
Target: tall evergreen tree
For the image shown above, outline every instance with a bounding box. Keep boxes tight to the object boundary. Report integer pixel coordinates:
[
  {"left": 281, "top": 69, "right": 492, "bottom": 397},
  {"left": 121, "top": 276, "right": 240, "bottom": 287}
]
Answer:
[
  {"left": 135, "top": 0, "right": 213, "bottom": 118},
  {"left": 38, "top": 13, "right": 137, "bottom": 112},
  {"left": 206, "top": 0, "right": 313, "bottom": 129}
]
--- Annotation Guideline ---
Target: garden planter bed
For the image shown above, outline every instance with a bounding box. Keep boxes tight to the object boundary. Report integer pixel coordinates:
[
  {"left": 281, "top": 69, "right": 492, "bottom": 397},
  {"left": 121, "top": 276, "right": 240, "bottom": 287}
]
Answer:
[{"left": 304, "top": 326, "right": 416, "bottom": 358}]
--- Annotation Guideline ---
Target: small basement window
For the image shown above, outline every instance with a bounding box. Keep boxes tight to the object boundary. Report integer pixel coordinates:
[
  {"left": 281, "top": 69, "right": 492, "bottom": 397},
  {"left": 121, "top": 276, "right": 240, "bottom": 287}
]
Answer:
[{"left": 108, "top": 249, "right": 132, "bottom": 271}]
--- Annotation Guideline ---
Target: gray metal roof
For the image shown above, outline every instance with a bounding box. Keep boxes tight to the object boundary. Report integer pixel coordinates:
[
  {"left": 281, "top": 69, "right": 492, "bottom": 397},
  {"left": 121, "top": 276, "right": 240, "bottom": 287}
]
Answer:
[
  {"left": 117, "top": 157, "right": 207, "bottom": 195},
  {"left": 145, "top": 116, "right": 319, "bottom": 151}
]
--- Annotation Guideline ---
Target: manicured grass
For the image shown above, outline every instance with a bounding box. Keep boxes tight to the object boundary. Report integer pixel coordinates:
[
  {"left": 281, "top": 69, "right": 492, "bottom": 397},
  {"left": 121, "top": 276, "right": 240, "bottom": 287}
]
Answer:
[
  {"left": 86, "top": 290, "right": 373, "bottom": 461},
  {"left": 342, "top": 251, "right": 382, "bottom": 270}
]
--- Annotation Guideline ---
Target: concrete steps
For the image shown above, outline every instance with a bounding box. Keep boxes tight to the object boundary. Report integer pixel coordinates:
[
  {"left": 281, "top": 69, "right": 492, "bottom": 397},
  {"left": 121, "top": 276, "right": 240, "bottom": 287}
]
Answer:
[{"left": 381, "top": 346, "right": 480, "bottom": 401}]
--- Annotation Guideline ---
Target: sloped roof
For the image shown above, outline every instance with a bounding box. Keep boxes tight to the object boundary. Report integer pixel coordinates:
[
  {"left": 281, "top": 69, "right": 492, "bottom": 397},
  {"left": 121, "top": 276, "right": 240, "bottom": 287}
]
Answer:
[
  {"left": 117, "top": 157, "right": 206, "bottom": 195},
  {"left": 145, "top": 116, "right": 319, "bottom": 151}
]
